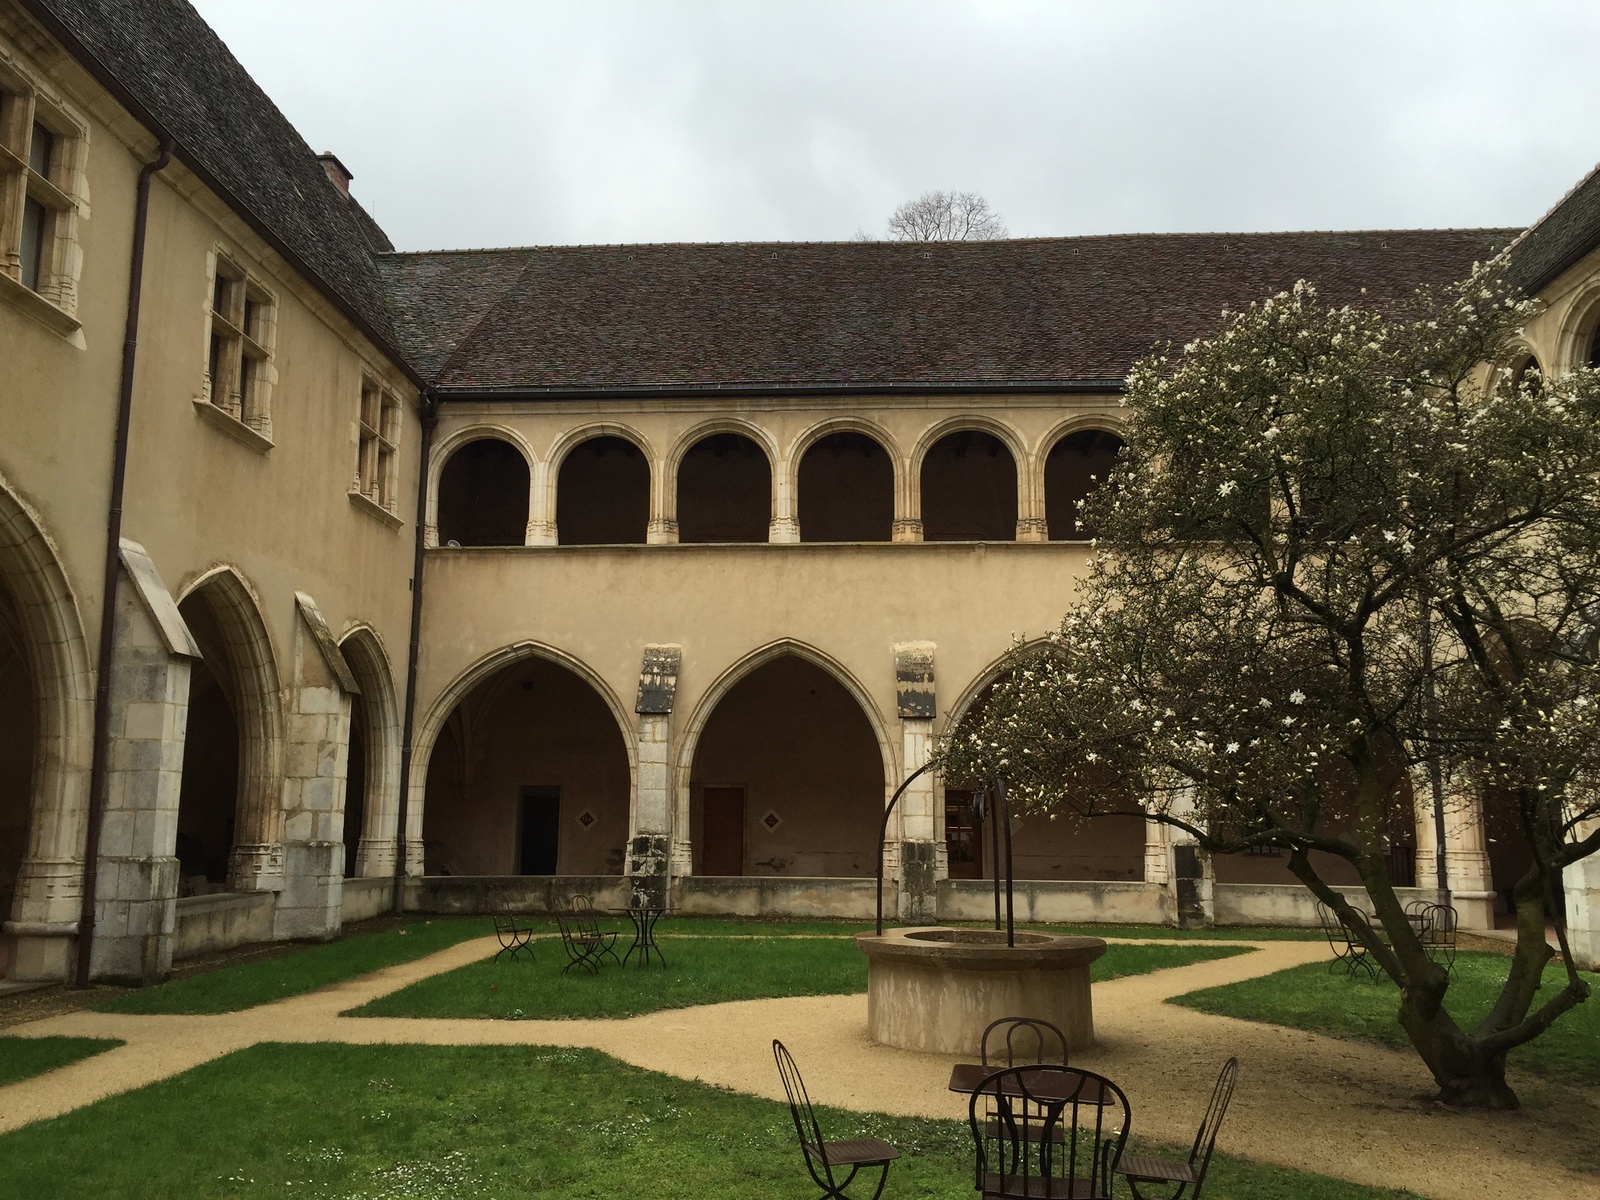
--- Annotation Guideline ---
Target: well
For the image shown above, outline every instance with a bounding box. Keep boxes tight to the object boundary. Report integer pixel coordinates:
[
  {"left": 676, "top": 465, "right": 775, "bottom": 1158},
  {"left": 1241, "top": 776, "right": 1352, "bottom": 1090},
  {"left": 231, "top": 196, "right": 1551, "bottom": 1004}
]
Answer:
[{"left": 855, "top": 926, "right": 1106, "bottom": 1055}]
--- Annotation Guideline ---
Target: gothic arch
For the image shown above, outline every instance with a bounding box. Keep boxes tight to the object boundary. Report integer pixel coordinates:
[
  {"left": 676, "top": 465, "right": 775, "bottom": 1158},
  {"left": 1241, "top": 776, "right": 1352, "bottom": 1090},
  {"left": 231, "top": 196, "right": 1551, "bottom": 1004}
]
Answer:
[
  {"left": 1555, "top": 277, "right": 1600, "bottom": 374},
  {"left": 175, "top": 565, "right": 285, "bottom": 886},
  {"left": 426, "top": 424, "right": 539, "bottom": 547},
  {"left": 336, "top": 625, "right": 401, "bottom": 879},
  {"left": 0, "top": 471, "right": 93, "bottom": 942}
]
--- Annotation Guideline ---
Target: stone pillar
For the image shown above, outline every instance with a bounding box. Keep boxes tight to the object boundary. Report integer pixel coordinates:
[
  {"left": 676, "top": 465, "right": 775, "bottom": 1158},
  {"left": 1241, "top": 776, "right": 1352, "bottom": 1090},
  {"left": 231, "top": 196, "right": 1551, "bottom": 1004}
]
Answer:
[
  {"left": 1439, "top": 777, "right": 1495, "bottom": 930},
  {"left": 274, "top": 594, "right": 359, "bottom": 940},
  {"left": 1413, "top": 769, "right": 1441, "bottom": 893},
  {"left": 893, "top": 643, "right": 938, "bottom": 923},
  {"left": 648, "top": 457, "right": 678, "bottom": 544},
  {"left": 527, "top": 460, "right": 557, "bottom": 545},
  {"left": 1143, "top": 814, "right": 1171, "bottom": 918},
  {"left": 629, "top": 645, "right": 680, "bottom": 907},
  {"left": 1163, "top": 785, "right": 1213, "bottom": 928},
  {"left": 1016, "top": 517, "right": 1049, "bottom": 543},
  {"left": 87, "top": 542, "right": 200, "bottom": 983},
  {"left": 1564, "top": 819, "right": 1600, "bottom": 971}
]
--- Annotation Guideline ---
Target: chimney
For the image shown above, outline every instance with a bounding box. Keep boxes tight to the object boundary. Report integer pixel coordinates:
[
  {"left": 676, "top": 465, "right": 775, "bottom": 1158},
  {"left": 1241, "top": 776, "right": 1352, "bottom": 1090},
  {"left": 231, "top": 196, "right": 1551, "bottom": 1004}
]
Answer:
[{"left": 317, "top": 152, "right": 353, "bottom": 196}]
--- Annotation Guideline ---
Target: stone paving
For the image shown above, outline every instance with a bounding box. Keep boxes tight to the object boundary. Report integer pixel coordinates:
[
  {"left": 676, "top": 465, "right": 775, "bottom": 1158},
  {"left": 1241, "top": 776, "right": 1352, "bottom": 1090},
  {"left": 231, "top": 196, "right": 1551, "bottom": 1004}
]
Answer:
[{"left": 1, "top": 934, "right": 1595, "bottom": 1200}]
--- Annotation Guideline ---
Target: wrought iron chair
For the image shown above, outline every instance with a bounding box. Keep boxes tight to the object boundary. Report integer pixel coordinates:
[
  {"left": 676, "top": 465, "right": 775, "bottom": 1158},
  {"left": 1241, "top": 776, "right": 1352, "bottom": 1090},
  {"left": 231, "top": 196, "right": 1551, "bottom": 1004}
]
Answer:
[
  {"left": 1316, "top": 900, "right": 1377, "bottom": 981},
  {"left": 1115, "top": 1056, "right": 1238, "bottom": 1200},
  {"left": 554, "top": 911, "right": 606, "bottom": 975},
  {"left": 1404, "top": 900, "right": 1458, "bottom": 976},
  {"left": 489, "top": 893, "right": 535, "bottom": 964},
  {"left": 570, "top": 894, "right": 621, "bottom": 965},
  {"left": 968, "top": 1065, "right": 1129, "bottom": 1200},
  {"left": 980, "top": 1016, "right": 1070, "bottom": 1069},
  {"left": 773, "top": 1040, "right": 899, "bottom": 1200}
]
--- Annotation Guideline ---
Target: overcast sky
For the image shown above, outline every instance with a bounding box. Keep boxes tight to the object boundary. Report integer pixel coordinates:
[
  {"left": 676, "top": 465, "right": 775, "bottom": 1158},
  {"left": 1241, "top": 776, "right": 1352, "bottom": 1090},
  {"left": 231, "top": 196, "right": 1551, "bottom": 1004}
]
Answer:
[{"left": 191, "top": 0, "right": 1600, "bottom": 252}]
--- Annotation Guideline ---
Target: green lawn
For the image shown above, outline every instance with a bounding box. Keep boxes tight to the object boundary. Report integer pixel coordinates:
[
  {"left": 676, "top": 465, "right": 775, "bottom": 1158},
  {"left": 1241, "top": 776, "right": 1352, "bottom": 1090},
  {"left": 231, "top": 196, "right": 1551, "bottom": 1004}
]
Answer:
[
  {"left": 91, "top": 918, "right": 495, "bottom": 1016},
  {"left": 1171, "top": 951, "right": 1600, "bottom": 1086},
  {"left": 0, "top": 1042, "right": 1419, "bottom": 1200},
  {"left": 352, "top": 936, "right": 1247, "bottom": 1020},
  {"left": 0, "top": 1037, "right": 123, "bottom": 1087}
]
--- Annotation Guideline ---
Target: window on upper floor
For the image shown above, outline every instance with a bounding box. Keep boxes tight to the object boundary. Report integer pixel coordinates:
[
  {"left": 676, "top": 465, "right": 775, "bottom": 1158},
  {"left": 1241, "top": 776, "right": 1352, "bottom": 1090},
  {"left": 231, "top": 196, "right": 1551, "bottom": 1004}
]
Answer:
[
  {"left": 354, "top": 378, "right": 401, "bottom": 515},
  {"left": 0, "top": 68, "right": 86, "bottom": 332},
  {"left": 204, "top": 252, "right": 277, "bottom": 438}
]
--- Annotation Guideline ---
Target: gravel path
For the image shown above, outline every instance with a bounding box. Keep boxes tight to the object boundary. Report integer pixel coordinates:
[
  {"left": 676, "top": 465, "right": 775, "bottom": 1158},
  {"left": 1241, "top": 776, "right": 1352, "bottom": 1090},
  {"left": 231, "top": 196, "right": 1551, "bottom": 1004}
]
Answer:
[{"left": 2, "top": 935, "right": 1594, "bottom": 1199}]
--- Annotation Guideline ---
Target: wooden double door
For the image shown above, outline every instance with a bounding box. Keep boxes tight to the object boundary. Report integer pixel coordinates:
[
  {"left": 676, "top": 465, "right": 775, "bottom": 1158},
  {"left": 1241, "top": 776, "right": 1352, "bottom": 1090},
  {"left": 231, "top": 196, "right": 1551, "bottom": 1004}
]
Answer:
[{"left": 702, "top": 786, "right": 746, "bottom": 876}]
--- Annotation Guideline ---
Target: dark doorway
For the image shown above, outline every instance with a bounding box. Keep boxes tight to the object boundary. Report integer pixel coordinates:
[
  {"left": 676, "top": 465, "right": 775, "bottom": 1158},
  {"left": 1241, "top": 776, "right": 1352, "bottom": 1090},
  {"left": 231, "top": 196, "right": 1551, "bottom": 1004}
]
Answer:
[
  {"left": 342, "top": 694, "right": 367, "bottom": 877},
  {"left": 677, "top": 433, "right": 770, "bottom": 543},
  {"left": 701, "top": 786, "right": 745, "bottom": 876},
  {"left": 519, "top": 786, "right": 561, "bottom": 875},
  {"left": 0, "top": 591, "right": 36, "bottom": 923},
  {"left": 920, "top": 430, "right": 1017, "bottom": 541},
  {"left": 1045, "top": 429, "right": 1123, "bottom": 540},
  {"left": 798, "top": 432, "right": 893, "bottom": 542},
  {"left": 175, "top": 595, "right": 242, "bottom": 894},
  {"left": 944, "top": 788, "right": 983, "bottom": 880},
  {"left": 558, "top": 436, "right": 650, "bottom": 545},
  {"left": 438, "top": 438, "right": 530, "bottom": 547}
]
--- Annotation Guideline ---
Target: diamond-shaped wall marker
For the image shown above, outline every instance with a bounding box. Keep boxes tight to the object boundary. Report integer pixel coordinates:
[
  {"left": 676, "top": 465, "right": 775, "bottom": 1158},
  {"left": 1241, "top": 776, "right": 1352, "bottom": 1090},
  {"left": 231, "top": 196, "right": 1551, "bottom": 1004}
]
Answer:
[
  {"left": 576, "top": 810, "right": 595, "bottom": 829},
  {"left": 761, "top": 810, "right": 782, "bottom": 831}
]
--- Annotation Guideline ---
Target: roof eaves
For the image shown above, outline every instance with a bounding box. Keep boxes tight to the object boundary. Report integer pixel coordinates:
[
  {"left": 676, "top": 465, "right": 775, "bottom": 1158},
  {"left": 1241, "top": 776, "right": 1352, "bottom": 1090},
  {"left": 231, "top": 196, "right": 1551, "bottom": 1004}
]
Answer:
[{"left": 435, "top": 379, "right": 1130, "bottom": 402}]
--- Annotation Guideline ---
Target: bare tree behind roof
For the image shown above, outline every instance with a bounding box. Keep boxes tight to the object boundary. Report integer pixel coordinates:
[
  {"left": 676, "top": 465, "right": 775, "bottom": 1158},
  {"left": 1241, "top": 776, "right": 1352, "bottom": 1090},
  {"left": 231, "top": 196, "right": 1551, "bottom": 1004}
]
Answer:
[{"left": 885, "top": 190, "right": 1008, "bottom": 241}]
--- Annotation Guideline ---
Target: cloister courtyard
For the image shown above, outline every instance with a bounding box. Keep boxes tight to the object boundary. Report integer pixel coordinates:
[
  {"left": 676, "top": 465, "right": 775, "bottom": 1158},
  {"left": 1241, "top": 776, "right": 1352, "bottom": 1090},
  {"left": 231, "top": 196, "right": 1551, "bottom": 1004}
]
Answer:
[{"left": 0, "top": 915, "right": 1594, "bottom": 1199}]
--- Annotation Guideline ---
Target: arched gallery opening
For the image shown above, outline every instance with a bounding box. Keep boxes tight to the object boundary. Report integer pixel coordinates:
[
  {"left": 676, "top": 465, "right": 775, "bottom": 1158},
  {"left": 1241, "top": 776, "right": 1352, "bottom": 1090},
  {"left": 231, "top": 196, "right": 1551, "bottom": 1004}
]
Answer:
[
  {"left": 690, "top": 655, "right": 884, "bottom": 878},
  {"left": 557, "top": 435, "right": 649, "bottom": 545},
  {"left": 677, "top": 432, "right": 770, "bottom": 543},
  {"left": 343, "top": 692, "right": 368, "bottom": 878},
  {"left": 174, "top": 589, "right": 246, "bottom": 894},
  {"left": 338, "top": 630, "right": 396, "bottom": 879},
  {"left": 1044, "top": 429, "right": 1123, "bottom": 541},
  {"left": 943, "top": 676, "right": 1144, "bottom": 881},
  {"left": 437, "top": 437, "right": 530, "bottom": 547},
  {"left": 0, "top": 583, "right": 36, "bottom": 926},
  {"left": 798, "top": 432, "right": 893, "bottom": 542},
  {"left": 920, "top": 430, "right": 1017, "bottom": 541},
  {"left": 421, "top": 656, "right": 631, "bottom": 876}
]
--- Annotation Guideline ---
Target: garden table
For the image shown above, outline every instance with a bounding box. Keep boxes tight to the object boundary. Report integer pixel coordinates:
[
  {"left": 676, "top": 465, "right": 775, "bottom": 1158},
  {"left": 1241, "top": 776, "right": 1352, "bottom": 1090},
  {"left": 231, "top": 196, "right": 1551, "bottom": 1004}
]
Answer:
[
  {"left": 622, "top": 904, "right": 667, "bottom": 967},
  {"left": 948, "top": 1063, "right": 1117, "bottom": 1106}
]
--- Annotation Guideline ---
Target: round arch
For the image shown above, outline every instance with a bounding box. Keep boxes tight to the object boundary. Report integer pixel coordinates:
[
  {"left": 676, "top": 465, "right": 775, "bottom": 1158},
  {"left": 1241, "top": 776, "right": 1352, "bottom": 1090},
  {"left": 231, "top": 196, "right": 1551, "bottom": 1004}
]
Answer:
[
  {"left": 664, "top": 419, "right": 782, "bottom": 532},
  {"left": 786, "top": 417, "right": 903, "bottom": 543},
  {"left": 546, "top": 423, "right": 657, "bottom": 546},
  {"left": 671, "top": 639, "right": 898, "bottom": 875},
  {"left": 175, "top": 565, "right": 285, "bottom": 889},
  {"left": 410, "top": 641, "right": 640, "bottom": 865},
  {"left": 336, "top": 625, "right": 401, "bottom": 879},
  {"left": 910, "top": 416, "right": 1028, "bottom": 540},
  {"left": 0, "top": 471, "right": 94, "bottom": 954},
  {"left": 1036, "top": 416, "right": 1128, "bottom": 541},
  {"left": 426, "top": 424, "right": 539, "bottom": 547}
]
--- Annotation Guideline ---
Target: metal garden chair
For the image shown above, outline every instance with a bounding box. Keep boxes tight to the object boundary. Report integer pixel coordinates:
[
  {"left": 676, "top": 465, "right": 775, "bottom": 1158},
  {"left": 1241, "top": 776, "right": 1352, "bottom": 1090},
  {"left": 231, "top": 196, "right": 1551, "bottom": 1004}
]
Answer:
[
  {"left": 968, "top": 1065, "right": 1129, "bottom": 1200},
  {"left": 489, "top": 893, "right": 535, "bottom": 964},
  {"left": 773, "top": 1039, "right": 900, "bottom": 1200},
  {"left": 1115, "top": 1056, "right": 1238, "bottom": 1200},
  {"left": 1316, "top": 900, "right": 1377, "bottom": 981},
  {"left": 980, "top": 1016, "right": 1070, "bottom": 1069},
  {"left": 555, "top": 910, "right": 606, "bottom": 975},
  {"left": 1404, "top": 899, "right": 1458, "bottom": 975},
  {"left": 570, "top": 894, "right": 621, "bottom": 966}
]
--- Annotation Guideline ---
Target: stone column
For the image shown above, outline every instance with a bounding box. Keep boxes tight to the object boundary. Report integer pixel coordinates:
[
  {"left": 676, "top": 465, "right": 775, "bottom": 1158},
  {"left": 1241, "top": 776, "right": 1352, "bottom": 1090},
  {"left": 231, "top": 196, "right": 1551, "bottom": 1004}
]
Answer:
[
  {"left": 273, "top": 594, "right": 359, "bottom": 939},
  {"left": 1439, "top": 777, "right": 1495, "bottom": 930},
  {"left": 87, "top": 541, "right": 200, "bottom": 983},
  {"left": 1564, "top": 819, "right": 1600, "bottom": 971},
  {"left": 1163, "top": 785, "right": 1213, "bottom": 928},
  {"left": 1413, "top": 769, "right": 1441, "bottom": 893},
  {"left": 1016, "top": 451, "right": 1048, "bottom": 542},
  {"left": 648, "top": 457, "right": 678, "bottom": 545},
  {"left": 527, "top": 460, "right": 557, "bottom": 546},
  {"left": 769, "top": 468, "right": 799, "bottom": 544},
  {"left": 893, "top": 643, "right": 938, "bottom": 922},
  {"left": 1143, "top": 813, "right": 1171, "bottom": 921},
  {"left": 629, "top": 645, "right": 680, "bottom": 907}
]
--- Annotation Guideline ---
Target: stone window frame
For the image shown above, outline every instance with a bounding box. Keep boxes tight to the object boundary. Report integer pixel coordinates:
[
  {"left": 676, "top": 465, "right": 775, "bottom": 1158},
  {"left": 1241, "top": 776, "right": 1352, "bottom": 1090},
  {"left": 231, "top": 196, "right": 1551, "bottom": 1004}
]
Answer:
[
  {"left": 0, "top": 45, "right": 89, "bottom": 340},
  {"left": 350, "top": 374, "right": 403, "bottom": 527},
  {"left": 196, "top": 247, "right": 278, "bottom": 451}
]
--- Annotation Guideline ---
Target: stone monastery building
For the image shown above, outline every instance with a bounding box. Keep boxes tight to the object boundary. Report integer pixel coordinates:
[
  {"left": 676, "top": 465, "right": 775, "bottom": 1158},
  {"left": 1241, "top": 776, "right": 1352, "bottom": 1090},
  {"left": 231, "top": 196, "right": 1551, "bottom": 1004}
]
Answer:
[{"left": 4, "top": 0, "right": 1600, "bottom": 985}]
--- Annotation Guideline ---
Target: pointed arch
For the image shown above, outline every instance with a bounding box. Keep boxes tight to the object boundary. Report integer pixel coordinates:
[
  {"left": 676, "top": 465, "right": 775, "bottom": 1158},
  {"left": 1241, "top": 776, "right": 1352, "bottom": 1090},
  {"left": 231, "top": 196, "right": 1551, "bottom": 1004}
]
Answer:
[
  {"left": 336, "top": 625, "right": 401, "bottom": 879},
  {"left": 0, "top": 470, "right": 94, "bottom": 952},
  {"left": 176, "top": 565, "right": 284, "bottom": 889}
]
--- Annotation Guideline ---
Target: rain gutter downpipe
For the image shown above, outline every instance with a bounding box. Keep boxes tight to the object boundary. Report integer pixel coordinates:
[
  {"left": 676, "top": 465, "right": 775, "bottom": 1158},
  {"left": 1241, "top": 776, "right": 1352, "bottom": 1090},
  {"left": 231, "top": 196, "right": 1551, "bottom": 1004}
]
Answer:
[
  {"left": 75, "top": 138, "right": 175, "bottom": 988},
  {"left": 393, "top": 392, "right": 438, "bottom": 914}
]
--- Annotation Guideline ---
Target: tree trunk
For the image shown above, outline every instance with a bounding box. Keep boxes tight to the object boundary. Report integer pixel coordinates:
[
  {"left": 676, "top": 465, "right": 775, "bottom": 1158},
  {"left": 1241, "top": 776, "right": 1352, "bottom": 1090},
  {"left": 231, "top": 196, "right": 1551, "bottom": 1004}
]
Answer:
[{"left": 1397, "top": 998, "right": 1520, "bottom": 1109}]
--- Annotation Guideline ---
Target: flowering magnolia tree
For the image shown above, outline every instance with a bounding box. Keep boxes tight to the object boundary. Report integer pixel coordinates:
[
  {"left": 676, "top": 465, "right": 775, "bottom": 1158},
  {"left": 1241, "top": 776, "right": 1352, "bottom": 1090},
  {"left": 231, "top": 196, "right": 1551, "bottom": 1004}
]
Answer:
[{"left": 933, "top": 263, "right": 1600, "bottom": 1109}]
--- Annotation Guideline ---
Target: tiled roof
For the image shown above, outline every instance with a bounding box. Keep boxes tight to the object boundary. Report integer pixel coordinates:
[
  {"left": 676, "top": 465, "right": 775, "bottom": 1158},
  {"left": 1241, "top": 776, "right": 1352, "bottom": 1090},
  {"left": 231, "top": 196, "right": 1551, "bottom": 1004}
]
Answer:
[
  {"left": 1505, "top": 163, "right": 1600, "bottom": 297},
  {"left": 385, "top": 230, "right": 1516, "bottom": 394},
  {"left": 28, "top": 0, "right": 400, "bottom": 357}
]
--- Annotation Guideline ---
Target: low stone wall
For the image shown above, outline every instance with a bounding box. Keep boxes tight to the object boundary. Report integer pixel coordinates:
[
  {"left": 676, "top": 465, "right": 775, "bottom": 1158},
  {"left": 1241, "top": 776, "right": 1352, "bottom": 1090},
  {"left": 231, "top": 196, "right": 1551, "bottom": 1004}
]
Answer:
[
  {"left": 173, "top": 891, "right": 275, "bottom": 961},
  {"left": 340, "top": 877, "right": 394, "bottom": 922},
  {"left": 672, "top": 875, "right": 878, "bottom": 919},
  {"left": 938, "top": 879, "right": 1170, "bottom": 925},
  {"left": 1214, "top": 882, "right": 1428, "bottom": 927},
  {"left": 408, "top": 875, "right": 631, "bottom": 913}
]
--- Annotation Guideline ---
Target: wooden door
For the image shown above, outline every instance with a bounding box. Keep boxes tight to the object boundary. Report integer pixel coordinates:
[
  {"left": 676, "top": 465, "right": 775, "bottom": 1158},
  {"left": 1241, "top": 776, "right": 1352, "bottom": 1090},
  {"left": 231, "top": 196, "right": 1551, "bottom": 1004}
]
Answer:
[
  {"left": 945, "top": 788, "right": 983, "bottom": 880},
  {"left": 702, "top": 786, "right": 745, "bottom": 876}
]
